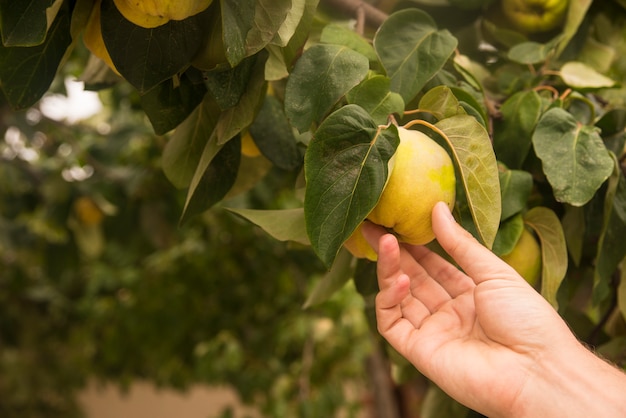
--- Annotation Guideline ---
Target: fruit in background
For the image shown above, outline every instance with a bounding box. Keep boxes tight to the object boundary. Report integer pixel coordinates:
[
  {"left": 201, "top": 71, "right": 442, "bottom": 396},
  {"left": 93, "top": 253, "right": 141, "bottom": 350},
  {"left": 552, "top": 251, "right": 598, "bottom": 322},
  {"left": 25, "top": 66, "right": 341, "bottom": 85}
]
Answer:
[
  {"left": 368, "top": 126, "right": 456, "bottom": 246},
  {"left": 344, "top": 223, "right": 378, "bottom": 262},
  {"left": 113, "top": 0, "right": 213, "bottom": 28},
  {"left": 241, "top": 131, "right": 262, "bottom": 158},
  {"left": 501, "top": 0, "right": 568, "bottom": 34},
  {"left": 83, "top": 0, "right": 120, "bottom": 75},
  {"left": 500, "top": 227, "right": 542, "bottom": 286}
]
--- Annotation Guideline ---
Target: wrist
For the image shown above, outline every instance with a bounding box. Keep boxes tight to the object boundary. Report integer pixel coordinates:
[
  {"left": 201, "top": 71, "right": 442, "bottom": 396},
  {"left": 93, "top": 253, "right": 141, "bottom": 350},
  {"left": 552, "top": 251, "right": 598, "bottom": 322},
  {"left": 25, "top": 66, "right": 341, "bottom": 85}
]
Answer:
[{"left": 514, "top": 340, "right": 626, "bottom": 417}]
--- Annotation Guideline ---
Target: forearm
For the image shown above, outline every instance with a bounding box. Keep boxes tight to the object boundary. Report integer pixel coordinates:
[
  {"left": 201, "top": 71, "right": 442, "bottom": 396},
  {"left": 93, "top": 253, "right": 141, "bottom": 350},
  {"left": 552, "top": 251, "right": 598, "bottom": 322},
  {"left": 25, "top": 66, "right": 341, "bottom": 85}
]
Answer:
[{"left": 515, "top": 342, "right": 626, "bottom": 417}]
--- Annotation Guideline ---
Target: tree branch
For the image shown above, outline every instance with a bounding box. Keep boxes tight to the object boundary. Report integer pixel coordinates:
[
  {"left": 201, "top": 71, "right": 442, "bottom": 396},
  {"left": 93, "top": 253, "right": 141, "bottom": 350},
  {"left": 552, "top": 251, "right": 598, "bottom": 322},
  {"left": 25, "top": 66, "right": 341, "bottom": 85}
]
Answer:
[{"left": 320, "top": 0, "right": 389, "bottom": 28}]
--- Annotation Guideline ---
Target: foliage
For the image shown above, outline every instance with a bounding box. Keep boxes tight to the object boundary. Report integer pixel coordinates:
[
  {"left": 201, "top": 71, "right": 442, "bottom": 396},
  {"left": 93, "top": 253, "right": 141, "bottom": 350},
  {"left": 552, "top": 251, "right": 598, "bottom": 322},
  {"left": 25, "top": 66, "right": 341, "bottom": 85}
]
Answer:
[{"left": 2, "top": 0, "right": 626, "bottom": 416}]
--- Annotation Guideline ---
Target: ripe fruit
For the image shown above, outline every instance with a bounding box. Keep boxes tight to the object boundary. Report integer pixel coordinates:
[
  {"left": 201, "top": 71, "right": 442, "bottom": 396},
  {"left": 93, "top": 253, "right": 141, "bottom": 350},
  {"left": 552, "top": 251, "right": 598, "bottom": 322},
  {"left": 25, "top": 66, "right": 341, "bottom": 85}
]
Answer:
[
  {"left": 501, "top": 0, "right": 568, "bottom": 34},
  {"left": 500, "top": 228, "right": 542, "bottom": 286},
  {"left": 344, "top": 223, "right": 378, "bottom": 261},
  {"left": 113, "top": 0, "right": 213, "bottom": 28},
  {"left": 367, "top": 127, "right": 456, "bottom": 246},
  {"left": 83, "top": 0, "right": 120, "bottom": 75}
]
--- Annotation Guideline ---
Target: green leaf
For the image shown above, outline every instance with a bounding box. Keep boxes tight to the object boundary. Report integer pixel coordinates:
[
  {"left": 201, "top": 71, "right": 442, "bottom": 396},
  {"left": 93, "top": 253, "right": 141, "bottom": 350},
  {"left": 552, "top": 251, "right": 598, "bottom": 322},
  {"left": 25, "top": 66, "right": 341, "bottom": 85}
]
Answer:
[
  {"left": 561, "top": 204, "right": 585, "bottom": 267},
  {"left": 435, "top": 115, "right": 501, "bottom": 248},
  {"left": 140, "top": 71, "right": 207, "bottom": 135},
  {"left": 450, "top": 86, "right": 488, "bottom": 128},
  {"left": 499, "top": 166, "right": 533, "bottom": 221},
  {"left": 100, "top": 0, "right": 208, "bottom": 93},
  {"left": 0, "top": 0, "right": 55, "bottom": 46},
  {"left": 560, "top": 61, "right": 616, "bottom": 89},
  {"left": 532, "top": 107, "right": 614, "bottom": 206},
  {"left": 320, "top": 23, "right": 378, "bottom": 62},
  {"left": 555, "top": 0, "right": 593, "bottom": 57},
  {"left": 346, "top": 75, "right": 405, "bottom": 125},
  {"left": 594, "top": 159, "right": 626, "bottom": 304},
  {"left": 304, "top": 105, "right": 399, "bottom": 268},
  {"left": 221, "top": 0, "right": 291, "bottom": 66},
  {"left": 284, "top": 44, "right": 369, "bottom": 133},
  {"left": 248, "top": 95, "right": 302, "bottom": 171},
  {"left": 204, "top": 55, "right": 256, "bottom": 109},
  {"left": 162, "top": 96, "right": 221, "bottom": 188},
  {"left": 303, "top": 248, "right": 353, "bottom": 308},
  {"left": 272, "top": 0, "right": 306, "bottom": 47},
  {"left": 418, "top": 85, "right": 466, "bottom": 120},
  {"left": 595, "top": 108, "right": 626, "bottom": 156},
  {"left": 215, "top": 52, "right": 268, "bottom": 145},
  {"left": 492, "top": 214, "right": 524, "bottom": 257},
  {"left": 226, "top": 207, "right": 309, "bottom": 245},
  {"left": 524, "top": 207, "right": 568, "bottom": 309},
  {"left": 507, "top": 36, "right": 562, "bottom": 65},
  {"left": 180, "top": 135, "right": 241, "bottom": 223},
  {"left": 493, "top": 90, "right": 542, "bottom": 169},
  {"left": 0, "top": 6, "right": 71, "bottom": 110},
  {"left": 373, "top": 8, "right": 457, "bottom": 104}
]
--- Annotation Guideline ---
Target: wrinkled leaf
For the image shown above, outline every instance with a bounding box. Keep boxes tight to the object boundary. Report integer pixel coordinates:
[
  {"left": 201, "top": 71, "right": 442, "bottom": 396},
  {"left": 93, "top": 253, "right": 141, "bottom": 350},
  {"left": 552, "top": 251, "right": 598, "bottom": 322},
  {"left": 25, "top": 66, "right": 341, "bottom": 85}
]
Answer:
[
  {"left": 304, "top": 105, "right": 399, "bottom": 268},
  {"left": 346, "top": 75, "right": 405, "bottom": 125},
  {"left": 226, "top": 207, "right": 309, "bottom": 245},
  {"left": 532, "top": 107, "right": 614, "bottom": 206},
  {"left": 435, "top": 115, "right": 501, "bottom": 248},
  {"left": 493, "top": 90, "right": 542, "bottom": 169},
  {"left": 524, "top": 207, "right": 568, "bottom": 309},
  {"left": 374, "top": 8, "right": 457, "bottom": 104},
  {"left": 284, "top": 44, "right": 369, "bottom": 132}
]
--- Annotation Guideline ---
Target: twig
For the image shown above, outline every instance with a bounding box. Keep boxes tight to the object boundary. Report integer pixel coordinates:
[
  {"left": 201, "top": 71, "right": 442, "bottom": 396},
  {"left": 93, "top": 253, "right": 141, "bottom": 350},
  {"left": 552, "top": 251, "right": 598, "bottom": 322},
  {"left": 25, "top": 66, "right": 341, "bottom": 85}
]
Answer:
[{"left": 320, "top": 0, "right": 388, "bottom": 28}]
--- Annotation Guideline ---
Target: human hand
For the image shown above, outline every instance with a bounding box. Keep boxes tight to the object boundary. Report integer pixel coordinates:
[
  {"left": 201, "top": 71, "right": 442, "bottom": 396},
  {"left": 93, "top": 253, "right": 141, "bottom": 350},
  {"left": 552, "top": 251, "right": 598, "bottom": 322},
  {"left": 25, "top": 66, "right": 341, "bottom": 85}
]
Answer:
[{"left": 362, "top": 202, "right": 604, "bottom": 417}]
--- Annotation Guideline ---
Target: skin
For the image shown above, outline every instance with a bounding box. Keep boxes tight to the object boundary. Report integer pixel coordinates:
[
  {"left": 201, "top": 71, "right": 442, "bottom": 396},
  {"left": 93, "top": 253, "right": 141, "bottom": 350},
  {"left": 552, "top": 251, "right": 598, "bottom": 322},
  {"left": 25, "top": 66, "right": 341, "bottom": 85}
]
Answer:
[{"left": 363, "top": 202, "right": 626, "bottom": 417}]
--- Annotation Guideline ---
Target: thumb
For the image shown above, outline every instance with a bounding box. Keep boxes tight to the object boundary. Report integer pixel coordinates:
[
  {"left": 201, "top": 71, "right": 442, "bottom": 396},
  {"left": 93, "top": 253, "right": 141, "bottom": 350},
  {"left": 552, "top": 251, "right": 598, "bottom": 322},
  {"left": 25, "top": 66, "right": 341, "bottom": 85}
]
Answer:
[{"left": 432, "top": 202, "right": 521, "bottom": 284}]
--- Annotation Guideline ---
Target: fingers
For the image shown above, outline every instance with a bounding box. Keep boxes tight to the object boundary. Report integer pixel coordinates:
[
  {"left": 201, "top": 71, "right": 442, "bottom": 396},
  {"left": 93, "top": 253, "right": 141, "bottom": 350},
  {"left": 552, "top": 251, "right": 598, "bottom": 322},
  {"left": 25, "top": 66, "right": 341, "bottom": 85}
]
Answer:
[{"left": 431, "top": 202, "right": 522, "bottom": 284}]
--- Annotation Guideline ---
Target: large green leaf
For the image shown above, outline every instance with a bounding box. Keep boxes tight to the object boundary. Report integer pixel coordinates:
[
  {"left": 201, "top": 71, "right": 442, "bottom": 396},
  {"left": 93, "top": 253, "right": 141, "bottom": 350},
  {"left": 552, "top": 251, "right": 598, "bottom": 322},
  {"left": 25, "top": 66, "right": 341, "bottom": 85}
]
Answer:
[
  {"left": 284, "top": 44, "right": 369, "bottom": 132},
  {"left": 594, "top": 160, "right": 626, "bottom": 304},
  {"left": 304, "top": 105, "right": 399, "bottom": 268},
  {"left": 320, "top": 23, "right": 378, "bottom": 63},
  {"left": 373, "top": 8, "right": 457, "bottom": 104},
  {"left": 493, "top": 90, "right": 542, "bottom": 169},
  {"left": 492, "top": 214, "right": 524, "bottom": 256},
  {"left": 435, "top": 115, "right": 501, "bottom": 248},
  {"left": 0, "top": 0, "right": 55, "bottom": 46},
  {"left": 346, "top": 75, "right": 405, "bottom": 125},
  {"left": 226, "top": 207, "right": 309, "bottom": 245},
  {"left": 248, "top": 95, "right": 303, "bottom": 171},
  {"left": 0, "top": 6, "right": 71, "bottom": 110},
  {"left": 221, "top": 0, "right": 291, "bottom": 66},
  {"left": 100, "top": 0, "right": 208, "bottom": 93},
  {"left": 524, "top": 207, "right": 568, "bottom": 309},
  {"left": 162, "top": 96, "right": 221, "bottom": 189},
  {"left": 418, "top": 85, "right": 466, "bottom": 120},
  {"left": 204, "top": 55, "right": 256, "bottom": 110},
  {"left": 532, "top": 107, "right": 614, "bottom": 206},
  {"left": 140, "top": 71, "right": 207, "bottom": 135},
  {"left": 561, "top": 61, "right": 616, "bottom": 89}
]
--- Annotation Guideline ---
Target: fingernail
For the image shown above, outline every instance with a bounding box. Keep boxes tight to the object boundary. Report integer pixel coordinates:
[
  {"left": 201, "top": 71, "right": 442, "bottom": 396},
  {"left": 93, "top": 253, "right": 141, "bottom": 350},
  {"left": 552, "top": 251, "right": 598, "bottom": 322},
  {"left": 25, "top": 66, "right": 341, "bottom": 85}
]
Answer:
[{"left": 439, "top": 202, "right": 456, "bottom": 223}]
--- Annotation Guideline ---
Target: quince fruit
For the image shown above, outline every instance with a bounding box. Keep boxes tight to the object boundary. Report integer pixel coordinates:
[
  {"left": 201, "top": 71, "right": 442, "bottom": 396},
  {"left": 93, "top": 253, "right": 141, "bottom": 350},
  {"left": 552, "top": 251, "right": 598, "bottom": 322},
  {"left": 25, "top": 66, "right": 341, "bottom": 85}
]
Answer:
[
  {"left": 501, "top": 0, "right": 568, "bottom": 34},
  {"left": 344, "top": 126, "right": 456, "bottom": 259},
  {"left": 500, "top": 227, "right": 542, "bottom": 286},
  {"left": 83, "top": 0, "right": 120, "bottom": 75},
  {"left": 113, "top": 0, "right": 213, "bottom": 28}
]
